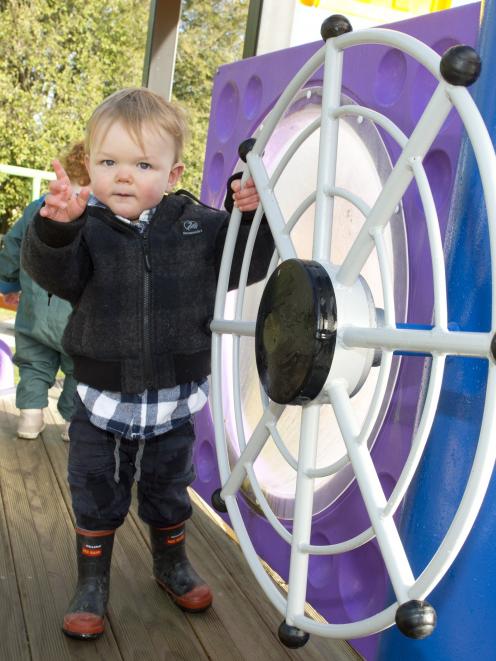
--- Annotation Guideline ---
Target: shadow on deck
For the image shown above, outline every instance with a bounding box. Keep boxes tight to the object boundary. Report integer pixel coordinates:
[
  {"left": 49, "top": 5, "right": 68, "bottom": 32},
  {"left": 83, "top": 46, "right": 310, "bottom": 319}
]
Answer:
[{"left": 0, "top": 390, "right": 360, "bottom": 660}]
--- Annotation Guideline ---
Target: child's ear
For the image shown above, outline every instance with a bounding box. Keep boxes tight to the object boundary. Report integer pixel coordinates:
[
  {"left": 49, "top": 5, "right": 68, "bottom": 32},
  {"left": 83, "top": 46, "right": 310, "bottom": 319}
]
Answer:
[{"left": 168, "top": 162, "right": 184, "bottom": 190}]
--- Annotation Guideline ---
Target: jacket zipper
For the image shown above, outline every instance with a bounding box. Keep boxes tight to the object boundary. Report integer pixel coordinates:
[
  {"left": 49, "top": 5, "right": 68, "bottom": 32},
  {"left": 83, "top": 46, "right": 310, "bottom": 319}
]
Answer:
[{"left": 142, "top": 229, "right": 153, "bottom": 389}]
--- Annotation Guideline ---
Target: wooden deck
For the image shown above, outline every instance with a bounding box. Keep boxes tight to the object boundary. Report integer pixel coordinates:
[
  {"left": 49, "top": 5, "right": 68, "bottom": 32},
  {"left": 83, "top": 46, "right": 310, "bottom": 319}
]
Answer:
[{"left": 0, "top": 388, "right": 360, "bottom": 661}]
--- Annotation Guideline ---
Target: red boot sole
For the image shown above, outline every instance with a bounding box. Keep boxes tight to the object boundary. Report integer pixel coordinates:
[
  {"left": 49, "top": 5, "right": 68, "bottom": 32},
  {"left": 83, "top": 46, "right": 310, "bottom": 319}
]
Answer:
[
  {"left": 155, "top": 577, "right": 213, "bottom": 612},
  {"left": 62, "top": 612, "right": 105, "bottom": 639}
]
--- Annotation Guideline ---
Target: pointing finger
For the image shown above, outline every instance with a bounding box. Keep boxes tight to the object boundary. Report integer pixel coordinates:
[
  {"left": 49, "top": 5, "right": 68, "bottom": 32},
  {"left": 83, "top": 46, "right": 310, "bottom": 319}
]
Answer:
[{"left": 52, "top": 159, "right": 70, "bottom": 184}]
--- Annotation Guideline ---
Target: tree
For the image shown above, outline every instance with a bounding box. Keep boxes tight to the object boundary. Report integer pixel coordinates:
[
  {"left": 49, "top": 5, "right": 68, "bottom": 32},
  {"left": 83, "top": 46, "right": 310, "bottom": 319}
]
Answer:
[
  {"left": 173, "top": 0, "right": 248, "bottom": 193},
  {"left": 0, "top": 0, "right": 148, "bottom": 231},
  {"left": 0, "top": 0, "right": 249, "bottom": 230}
]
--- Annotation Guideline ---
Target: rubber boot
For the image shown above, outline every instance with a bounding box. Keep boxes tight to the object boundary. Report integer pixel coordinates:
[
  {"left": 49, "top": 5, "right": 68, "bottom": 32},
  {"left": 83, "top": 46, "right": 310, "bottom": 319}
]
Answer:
[
  {"left": 62, "top": 528, "right": 115, "bottom": 639},
  {"left": 150, "top": 523, "right": 213, "bottom": 612}
]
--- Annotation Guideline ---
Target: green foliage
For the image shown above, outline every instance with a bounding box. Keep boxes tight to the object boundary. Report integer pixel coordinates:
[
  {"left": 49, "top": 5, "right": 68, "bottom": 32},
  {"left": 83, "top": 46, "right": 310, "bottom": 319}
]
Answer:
[
  {"left": 0, "top": 0, "right": 248, "bottom": 229},
  {"left": 0, "top": 0, "right": 148, "bottom": 231},
  {"left": 174, "top": 0, "right": 248, "bottom": 194}
]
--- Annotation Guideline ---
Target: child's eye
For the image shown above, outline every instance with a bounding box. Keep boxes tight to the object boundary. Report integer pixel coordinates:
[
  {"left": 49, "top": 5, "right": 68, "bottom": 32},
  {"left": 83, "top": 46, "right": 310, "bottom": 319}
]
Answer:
[
  {"left": 137, "top": 162, "right": 151, "bottom": 170},
  {"left": 101, "top": 159, "right": 114, "bottom": 167}
]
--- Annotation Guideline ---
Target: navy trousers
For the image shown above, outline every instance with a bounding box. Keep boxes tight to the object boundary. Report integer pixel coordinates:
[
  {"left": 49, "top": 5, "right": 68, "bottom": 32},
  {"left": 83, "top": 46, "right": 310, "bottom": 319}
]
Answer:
[{"left": 68, "top": 396, "right": 196, "bottom": 531}]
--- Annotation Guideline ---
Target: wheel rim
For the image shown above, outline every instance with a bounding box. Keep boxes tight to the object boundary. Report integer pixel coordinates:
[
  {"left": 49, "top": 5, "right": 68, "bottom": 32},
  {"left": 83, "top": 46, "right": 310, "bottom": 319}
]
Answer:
[{"left": 210, "top": 20, "right": 496, "bottom": 639}]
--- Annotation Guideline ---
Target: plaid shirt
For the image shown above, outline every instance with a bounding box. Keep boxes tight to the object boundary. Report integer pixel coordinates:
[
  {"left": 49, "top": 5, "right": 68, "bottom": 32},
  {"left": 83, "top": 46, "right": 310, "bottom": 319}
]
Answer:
[
  {"left": 77, "top": 196, "right": 208, "bottom": 440},
  {"left": 77, "top": 380, "right": 208, "bottom": 440}
]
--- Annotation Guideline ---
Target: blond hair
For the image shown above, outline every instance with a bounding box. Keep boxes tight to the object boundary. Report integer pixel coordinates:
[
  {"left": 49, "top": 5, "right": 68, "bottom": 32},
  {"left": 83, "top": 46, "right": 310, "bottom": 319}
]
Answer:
[
  {"left": 60, "top": 140, "right": 90, "bottom": 187},
  {"left": 85, "top": 87, "right": 189, "bottom": 162}
]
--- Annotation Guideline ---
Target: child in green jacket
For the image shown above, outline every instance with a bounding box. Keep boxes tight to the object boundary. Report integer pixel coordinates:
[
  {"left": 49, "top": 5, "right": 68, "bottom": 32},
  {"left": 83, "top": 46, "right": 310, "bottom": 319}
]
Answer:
[{"left": 0, "top": 142, "right": 89, "bottom": 439}]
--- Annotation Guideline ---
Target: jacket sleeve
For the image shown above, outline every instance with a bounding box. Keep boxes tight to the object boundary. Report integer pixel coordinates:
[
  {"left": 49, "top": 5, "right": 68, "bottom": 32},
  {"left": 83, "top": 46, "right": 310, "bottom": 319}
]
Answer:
[
  {"left": 21, "top": 207, "right": 92, "bottom": 304},
  {"left": 0, "top": 198, "right": 43, "bottom": 293},
  {"left": 215, "top": 173, "right": 274, "bottom": 290}
]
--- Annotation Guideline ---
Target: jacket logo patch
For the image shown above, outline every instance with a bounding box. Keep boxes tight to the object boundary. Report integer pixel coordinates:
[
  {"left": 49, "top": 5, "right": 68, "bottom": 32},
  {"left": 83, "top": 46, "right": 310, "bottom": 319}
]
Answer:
[{"left": 182, "top": 219, "right": 202, "bottom": 235}]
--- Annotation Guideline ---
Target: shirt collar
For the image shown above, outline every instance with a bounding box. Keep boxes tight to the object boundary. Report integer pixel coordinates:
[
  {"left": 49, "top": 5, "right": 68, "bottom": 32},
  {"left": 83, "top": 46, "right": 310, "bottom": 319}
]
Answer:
[{"left": 88, "top": 194, "right": 156, "bottom": 225}]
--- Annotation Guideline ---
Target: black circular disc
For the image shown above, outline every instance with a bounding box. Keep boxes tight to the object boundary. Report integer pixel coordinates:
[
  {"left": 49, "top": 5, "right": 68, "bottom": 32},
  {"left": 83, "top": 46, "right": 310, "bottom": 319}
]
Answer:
[{"left": 255, "top": 259, "right": 337, "bottom": 405}]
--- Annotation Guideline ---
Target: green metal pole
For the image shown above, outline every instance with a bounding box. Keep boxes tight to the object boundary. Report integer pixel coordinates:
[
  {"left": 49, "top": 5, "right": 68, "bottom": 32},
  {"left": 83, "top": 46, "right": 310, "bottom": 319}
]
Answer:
[{"left": 243, "top": 0, "right": 264, "bottom": 58}]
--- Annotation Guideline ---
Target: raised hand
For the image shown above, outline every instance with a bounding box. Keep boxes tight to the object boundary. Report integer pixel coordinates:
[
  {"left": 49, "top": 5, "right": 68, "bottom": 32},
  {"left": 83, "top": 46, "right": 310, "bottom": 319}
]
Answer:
[
  {"left": 39, "top": 159, "right": 91, "bottom": 223},
  {"left": 231, "top": 176, "right": 260, "bottom": 213}
]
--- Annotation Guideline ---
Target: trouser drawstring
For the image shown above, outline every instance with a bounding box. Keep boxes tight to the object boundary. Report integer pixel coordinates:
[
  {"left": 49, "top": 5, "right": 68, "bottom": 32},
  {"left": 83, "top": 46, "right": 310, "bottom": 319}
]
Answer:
[
  {"left": 113, "top": 435, "right": 121, "bottom": 483},
  {"left": 134, "top": 437, "right": 145, "bottom": 482}
]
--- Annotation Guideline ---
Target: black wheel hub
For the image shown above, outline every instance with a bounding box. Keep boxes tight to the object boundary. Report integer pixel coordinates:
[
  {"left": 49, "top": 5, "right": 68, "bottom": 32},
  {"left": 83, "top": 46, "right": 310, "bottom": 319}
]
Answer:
[{"left": 255, "top": 259, "right": 337, "bottom": 405}]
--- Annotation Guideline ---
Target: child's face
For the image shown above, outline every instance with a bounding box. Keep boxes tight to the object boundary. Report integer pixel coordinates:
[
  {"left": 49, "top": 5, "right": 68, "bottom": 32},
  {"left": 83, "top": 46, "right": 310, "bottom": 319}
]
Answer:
[{"left": 86, "top": 120, "right": 184, "bottom": 219}]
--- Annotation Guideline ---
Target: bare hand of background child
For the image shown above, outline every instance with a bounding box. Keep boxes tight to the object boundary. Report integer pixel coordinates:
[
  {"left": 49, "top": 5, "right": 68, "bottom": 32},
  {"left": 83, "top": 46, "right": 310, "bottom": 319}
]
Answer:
[
  {"left": 39, "top": 160, "right": 91, "bottom": 223},
  {"left": 3, "top": 292, "right": 20, "bottom": 306},
  {"left": 231, "top": 177, "right": 260, "bottom": 213}
]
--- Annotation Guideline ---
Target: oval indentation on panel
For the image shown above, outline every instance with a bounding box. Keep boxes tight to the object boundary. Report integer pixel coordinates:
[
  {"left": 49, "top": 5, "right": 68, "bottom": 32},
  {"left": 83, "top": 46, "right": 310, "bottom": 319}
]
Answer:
[
  {"left": 308, "top": 531, "right": 333, "bottom": 590},
  {"left": 374, "top": 48, "right": 407, "bottom": 107},
  {"left": 433, "top": 37, "right": 462, "bottom": 57},
  {"left": 413, "top": 149, "right": 452, "bottom": 211},
  {"left": 196, "top": 439, "right": 216, "bottom": 483},
  {"left": 411, "top": 38, "right": 458, "bottom": 125},
  {"left": 207, "top": 152, "right": 225, "bottom": 193},
  {"left": 243, "top": 75, "right": 263, "bottom": 120},
  {"left": 215, "top": 82, "right": 240, "bottom": 142},
  {"left": 337, "top": 543, "right": 387, "bottom": 620}
]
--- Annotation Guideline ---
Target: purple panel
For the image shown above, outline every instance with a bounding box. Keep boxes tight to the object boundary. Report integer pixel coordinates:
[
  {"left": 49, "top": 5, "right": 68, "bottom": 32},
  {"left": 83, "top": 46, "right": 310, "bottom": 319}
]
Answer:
[
  {"left": 193, "top": 5, "right": 481, "bottom": 660},
  {"left": 0, "top": 339, "right": 14, "bottom": 393}
]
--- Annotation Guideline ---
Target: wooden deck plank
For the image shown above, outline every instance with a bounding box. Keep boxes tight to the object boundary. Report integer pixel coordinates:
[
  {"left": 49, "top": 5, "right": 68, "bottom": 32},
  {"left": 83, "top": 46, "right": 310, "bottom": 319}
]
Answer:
[
  {"left": 130, "top": 485, "right": 359, "bottom": 660},
  {"left": 182, "top": 495, "right": 359, "bottom": 661},
  {"left": 0, "top": 409, "right": 30, "bottom": 661},
  {"left": 0, "top": 397, "right": 119, "bottom": 660},
  {"left": 0, "top": 390, "right": 361, "bottom": 660},
  {"left": 109, "top": 518, "right": 211, "bottom": 660},
  {"left": 131, "top": 505, "right": 291, "bottom": 661}
]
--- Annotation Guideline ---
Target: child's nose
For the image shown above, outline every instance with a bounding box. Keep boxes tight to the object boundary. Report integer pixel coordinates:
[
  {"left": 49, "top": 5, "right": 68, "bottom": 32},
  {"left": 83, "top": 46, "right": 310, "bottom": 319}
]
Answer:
[{"left": 116, "top": 167, "right": 132, "bottom": 182}]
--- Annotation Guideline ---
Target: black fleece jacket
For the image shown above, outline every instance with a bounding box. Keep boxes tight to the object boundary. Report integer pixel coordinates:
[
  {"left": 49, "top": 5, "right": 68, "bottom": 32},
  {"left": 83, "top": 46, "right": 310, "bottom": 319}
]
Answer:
[{"left": 21, "top": 186, "right": 273, "bottom": 393}]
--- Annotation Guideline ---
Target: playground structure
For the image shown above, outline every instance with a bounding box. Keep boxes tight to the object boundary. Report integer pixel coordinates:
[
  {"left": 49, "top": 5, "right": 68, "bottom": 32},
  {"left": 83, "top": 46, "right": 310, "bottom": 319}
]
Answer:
[
  {"left": 1, "top": 2, "right": 495, "bottom": 659},
  {"left": 191, "top": 2, "right": 496, "bottom": 659}
]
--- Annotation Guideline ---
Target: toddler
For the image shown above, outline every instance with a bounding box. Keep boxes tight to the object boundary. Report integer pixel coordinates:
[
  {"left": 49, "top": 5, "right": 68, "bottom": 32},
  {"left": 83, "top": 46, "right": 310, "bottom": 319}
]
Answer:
[{"left": 22, "top": 87, "right": 272, "bottom": 639}]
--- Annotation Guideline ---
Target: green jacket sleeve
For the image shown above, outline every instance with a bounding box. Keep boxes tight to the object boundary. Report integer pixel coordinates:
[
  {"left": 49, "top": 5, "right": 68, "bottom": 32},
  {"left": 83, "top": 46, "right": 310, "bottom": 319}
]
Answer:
[{"left": 0, "top": 198, "right": 43, "bottom": 293}]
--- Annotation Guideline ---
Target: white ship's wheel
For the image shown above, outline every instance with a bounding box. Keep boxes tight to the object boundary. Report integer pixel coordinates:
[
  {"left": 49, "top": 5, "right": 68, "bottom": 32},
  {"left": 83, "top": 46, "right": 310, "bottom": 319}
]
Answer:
[{"left": 210, "top": 15, "right": 496, "bottom": 647}]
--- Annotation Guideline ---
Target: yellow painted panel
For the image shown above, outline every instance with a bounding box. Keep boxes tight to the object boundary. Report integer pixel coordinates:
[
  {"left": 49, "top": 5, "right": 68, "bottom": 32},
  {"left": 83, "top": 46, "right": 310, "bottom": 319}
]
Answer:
[{"left": 299, "top": 0, "right": 452, "bottom": 12}]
